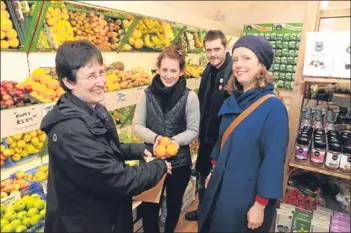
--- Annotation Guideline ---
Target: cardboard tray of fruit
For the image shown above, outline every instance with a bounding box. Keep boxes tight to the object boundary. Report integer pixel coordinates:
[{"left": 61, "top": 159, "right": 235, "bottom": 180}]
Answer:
[{"left": 1, "top": 0, "right": 25, "bottom": 50}]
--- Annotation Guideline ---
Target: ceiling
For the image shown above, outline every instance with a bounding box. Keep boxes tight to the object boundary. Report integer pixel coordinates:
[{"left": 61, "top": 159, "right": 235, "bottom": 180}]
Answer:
[{"left": 161, "top": 1, "right": 308, "bottom": 29}]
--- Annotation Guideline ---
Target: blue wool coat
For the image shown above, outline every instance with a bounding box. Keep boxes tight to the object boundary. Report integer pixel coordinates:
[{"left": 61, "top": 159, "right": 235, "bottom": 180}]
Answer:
[{"left": 198, "top": 84, "right": 289, "bottom": 233}]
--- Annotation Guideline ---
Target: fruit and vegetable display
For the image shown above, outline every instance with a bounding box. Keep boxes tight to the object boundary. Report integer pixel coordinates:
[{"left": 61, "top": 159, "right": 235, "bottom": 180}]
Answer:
[
  {"left": 0, "top": 81, "right": 39, "bottom": 110},
  {"left": 17, "top": 67, "right": 65, "bottom": 103},
  {"left": 243, "top": 23, "right": 303, "bottom": 90},
  {"left": 125, "top": 18, "right": 176, "bottom": 51},
  {"left": 184, "top": 60, "right": 204, "bottom": 79},
  {"left": 2, "top": 130, "right": 46, "bottom": 165},
  {"left": 1, "top": 178, "right": 30, "bottom": 198},
  {"left": 0, "top": 1, "right": 20, "bottom": 49},
  {"left": 12, "top": 165, "right": 49, "bottom": 183},
  {"left": 0, "top": 193, "right": 46, "bottom": 232},
  {"left": 105, "top": 64, "right": 152, "bottom": 92},
  {"left": 180, "top": 30, "right": 206, "bottom": 53}
]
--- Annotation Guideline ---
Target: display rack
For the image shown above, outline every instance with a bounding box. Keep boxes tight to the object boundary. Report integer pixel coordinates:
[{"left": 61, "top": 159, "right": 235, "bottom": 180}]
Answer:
[{"left": 283, "top": 2, "right": 351, "bottom": 192}]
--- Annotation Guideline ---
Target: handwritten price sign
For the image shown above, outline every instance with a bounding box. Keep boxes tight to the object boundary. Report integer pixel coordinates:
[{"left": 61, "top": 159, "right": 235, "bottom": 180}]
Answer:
[
  {"left": 42, "top": 102, "right": 56, "bottom": 117},
  {"left": 13, "top": 107, "right": 39, "bottom": 129},
  {"left": 116, "top": 91, "right": 127, "bottom": 104}
]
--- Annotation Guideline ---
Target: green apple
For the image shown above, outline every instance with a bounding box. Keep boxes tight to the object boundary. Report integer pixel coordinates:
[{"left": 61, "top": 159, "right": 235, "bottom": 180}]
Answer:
[
  {"left": 16, "top": 210, "right": 27, "bottom": 220},
  {"left": 21, "top": 196, "right": 30, "bottom": 203},
  {"left": 0, "top": 203, "right": 5, "bottom": 215},
  {"left": 39, "top": 209, "right": 46, "bottom": 219},
  {"left": 13, "top": 201, "right": 26, "bottom": 212},
  {"left": 15, "top": 224, "right": 27, "bottom": 232},
  {"left": 30, "top": 194, "right": 41, "bottom": 200},
  {"left": 21, "top": 217, "right": 31, "bottom": 228},
  {"left": 3, "top": 211, "right": 17, "bottom": 222},
  {"left": 4, "top": 206, "right": 16, "bottom": 214},
  {"left": 30, "top": 214, "right": 42, "bottom": 226},
  {"left": 27, "top": 208, "right": 39, "bottom": 217},
  {"left": 1, "top": 218, "right": 9, "bottom": 228},
  {"left": 34, "top": 200, "right": 45, "bottom": 211},
  {"left": 1, "top": 224, "right": 14, "bottom": 233},
  {"left": 10, "top": 219, "right": 22, "bottom": 228},
  {"left": 25, "top": 200, "right": 35, "bottom": 210}
]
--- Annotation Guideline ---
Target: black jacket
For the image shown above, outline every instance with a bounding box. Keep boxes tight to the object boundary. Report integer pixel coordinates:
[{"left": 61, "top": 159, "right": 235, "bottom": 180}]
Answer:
[
  {"left": 196, "top": 53, "right": 232, "bottom": 173},
  {"left": 40, "top": 93, "right": 167, "bottom": 233}
]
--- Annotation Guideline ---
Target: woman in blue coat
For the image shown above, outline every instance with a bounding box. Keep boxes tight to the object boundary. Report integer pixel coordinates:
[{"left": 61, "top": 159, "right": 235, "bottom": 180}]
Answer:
[{"left": 198, "top": 35, "right": 289, "bottom": 232}]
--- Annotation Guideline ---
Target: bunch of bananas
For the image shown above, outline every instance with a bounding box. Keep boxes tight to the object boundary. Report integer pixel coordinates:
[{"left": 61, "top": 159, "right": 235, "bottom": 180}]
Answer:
[{"left": 184, "top": 60, "right": 204, "bottom": 78}]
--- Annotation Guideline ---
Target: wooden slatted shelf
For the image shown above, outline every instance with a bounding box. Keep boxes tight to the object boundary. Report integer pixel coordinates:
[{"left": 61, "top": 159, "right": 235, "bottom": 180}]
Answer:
[
  {"left": 289, "top": 160, "right": 351, "bottom": 180},
  {"left": 304, "top": 76, "right": 350, "bottom": 84}
]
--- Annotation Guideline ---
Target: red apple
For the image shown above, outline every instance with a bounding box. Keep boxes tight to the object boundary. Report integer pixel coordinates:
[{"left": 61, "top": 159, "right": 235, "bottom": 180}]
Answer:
[
  {"left": 5, "top": 100, "right": 14, "bottom": 106},
  {"left": 2, "top": 94, "right": 12, "bottom": 101},
  {"left": 5, "top": 83, "right": 13, "bottom": 90},
  {"left": 15, "top": 90, "right": 24, "bottom": 97},
  {"left": 24, "top": 86, "right": 33, "bottom": 93},
  {"left": 8, "top": 90, "right": 16, "bottom": 97},
  {"left": 16, "top": 86, "right": 24, "bottom": 91},
  {"left": 20, "top": 183, "right": 29, "bottom": 190}
]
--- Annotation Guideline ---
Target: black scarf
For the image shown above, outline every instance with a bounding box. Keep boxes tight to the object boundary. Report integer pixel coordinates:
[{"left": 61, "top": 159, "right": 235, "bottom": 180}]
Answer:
[{"left": 149, "top": 74, "right": 187, "bottom": 113}]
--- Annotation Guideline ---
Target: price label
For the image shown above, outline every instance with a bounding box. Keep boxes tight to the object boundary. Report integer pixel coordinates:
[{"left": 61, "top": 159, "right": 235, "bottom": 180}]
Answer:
[
  {"left": 194, "top": 78, "right": 202, "bottom": 89},
  {"left": 136, "top": 86, "right": 146, "bottom": 102},
  {"left": 13, "top": 107, "right": 39, "bottom": 129},
  {"left": 42, "top": 102, "right": 56, "bottom": 117},
  {"left": 116, "top": 90, "right": 127, "bottom": 104},
  {"left": 1, "top": 191, "right": 21, "bottom": 206},
  {"left": 42, "top": 180, "right": 48, "bottom": 195}
]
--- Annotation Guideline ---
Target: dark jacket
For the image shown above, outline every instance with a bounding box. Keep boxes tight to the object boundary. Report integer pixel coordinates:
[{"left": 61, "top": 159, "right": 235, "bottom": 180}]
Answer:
[
  {"left": 196, "top": 53, "right": 232, "bottom": 173},
  {"left": 198, "top": 84, "right": 289, "bottom": 232},
  {"left": 40, "top": 93, "right": 167, "bottom": 233},
  {"left": 144, "top": 87, "right": 191, "bottom": 168}
]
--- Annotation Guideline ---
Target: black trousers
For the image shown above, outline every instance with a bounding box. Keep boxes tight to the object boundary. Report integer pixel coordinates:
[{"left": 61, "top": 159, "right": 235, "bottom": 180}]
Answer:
[{"left": 140, "top": 165, "right": 191, "bottom": 233}]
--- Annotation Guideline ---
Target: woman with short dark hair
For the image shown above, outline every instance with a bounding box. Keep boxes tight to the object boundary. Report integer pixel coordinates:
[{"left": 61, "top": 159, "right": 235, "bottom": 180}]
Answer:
[{"left": 41, "top": 40, "right": 171, "bottom": 233}]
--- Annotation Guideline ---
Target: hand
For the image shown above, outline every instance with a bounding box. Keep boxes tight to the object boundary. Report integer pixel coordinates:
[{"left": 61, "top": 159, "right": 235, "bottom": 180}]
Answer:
[
  {"left": 247, "top": 201, "right": 265, "bottom": 230},
  {"left": 165, "top": 161, "right": 172, "bottom": 175},
  {"left": 144, "top": 149, "right": 154, "bottom": 162},
  {"left": 205, "top": 172, "right": 212, "bottom": 189}
]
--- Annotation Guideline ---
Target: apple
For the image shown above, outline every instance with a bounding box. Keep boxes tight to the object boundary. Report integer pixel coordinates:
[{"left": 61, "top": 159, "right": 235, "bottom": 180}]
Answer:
[
  {"left": 13, "top": 201, "right": 26, "bottom": 212},
  {"left": 15, "top": 90, "right": 23, "bottom": 97},
  {"left": 16, "top": 210, "right": 27, "bottom": 220},
  {"left": 0, "top": 191, "right": 7, "bottom": 198},
  {"left": 8, "top": 90, "right": 16, "bottom": 97},
  {"left": 16, "top": 86, "right": 24, "bottom": 92},
  {"left": 20, "top": 182, "right": 29, "bottom": 190},
  {"left": 10, "top": 219, "right": 21, "bottom": 228},
  {"left": 4, "top": 184, "right": 14, "bottom": 193},
  {"left": 2, "top": 211, "right": 16, "bottom": 222},
  {"left": 30, "top": 214, "right": 42, "bottom": 226},
  {"left": 24, "top": 86, "right": 32, "bottom": 93},
  {"left": 1, "top": 223, "right": 14, "bottom": 233},
  {"left": 34, "top": 200, "right": 45, "bottom": 211},
  {"left": 15, "top": 171, "right": 25, "bottom": 180},
  {"left": 15, "top": 225, "right": 27, "bottom": 233},
  {"left": 2, "top": 94, "right": 12, "bottom": 101},
  {"left": 31, "top": 193, "right": 41, "bottom": 200},
  {"left": 13, "top": 183, "right": 20, "bottom": 190},
  {"left": 21, "top": 217, "right": 31, "bottom": 228},
  {"left": 11, "top": 154, "right": 21, "bottom": 162},
  {"left": 27, "top": 208, "right": 39, "bottom": 217},
  {"left": 1, "top": 218, "right": 9, "bottom": 228},
  {"left": 25, "top": 200, "right": 35, "bottom": 210},
  {"left": 39, "top": 209, "right": 46, "bottom": 219},
  {"left": 5, "top": 100, "right": 14, "bottom": 107}
]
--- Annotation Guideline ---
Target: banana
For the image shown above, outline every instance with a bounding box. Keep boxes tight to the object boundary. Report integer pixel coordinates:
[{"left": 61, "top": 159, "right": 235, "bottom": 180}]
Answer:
[{"left": 144, "top": 34, "right": 155, "bottom": 48}]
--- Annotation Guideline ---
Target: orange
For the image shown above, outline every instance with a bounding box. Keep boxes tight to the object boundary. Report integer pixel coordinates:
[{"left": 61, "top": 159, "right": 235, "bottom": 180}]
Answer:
[
  {"left": 1, "top": 10, "right": 9, "bottom": 18},
  {"left": 155, "top": 145, "right": 166, "bottom": 159},
  {"left": 8, "top": 38, "right": 19, "bottom": 48},
  {"left": 1, "top": 1, "right": 6, "bottom": 10},
  {"left": 0, "top": 39, "right": 9, "bottom": 49},
  {"left": 159, "top": 137, "right": 171, "bottom": 147},
  {"left": 1, "top": 18, "right": 12, "bottom": 32},
  {"left": 6, "top": 29, "right": 17, "bottom": 39},
  {"left": 166, "top": 144, "right": 178, "bottom": 157},
  {"left": 0, "top": 30, "right": 5, "bottom": 39}
]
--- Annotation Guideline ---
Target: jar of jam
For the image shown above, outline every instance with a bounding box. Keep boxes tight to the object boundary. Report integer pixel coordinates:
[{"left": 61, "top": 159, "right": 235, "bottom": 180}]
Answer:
[
  {"left": 311, "top": 140, "right": 327, "bottom": 166},
  {"left": 325, "top": 143, "right": 342, "bottom": 170},
  {"left": 339, "top": 145, "right": 351, "bottom": 173},
  {"left": 295, "top": 137, "right": 310, "bottom": 162}
]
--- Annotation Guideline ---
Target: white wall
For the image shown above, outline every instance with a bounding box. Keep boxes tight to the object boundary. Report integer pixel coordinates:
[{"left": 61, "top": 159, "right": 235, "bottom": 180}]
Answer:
[{"left": 79, "top": 1, "right": 241, "bottom": 36}]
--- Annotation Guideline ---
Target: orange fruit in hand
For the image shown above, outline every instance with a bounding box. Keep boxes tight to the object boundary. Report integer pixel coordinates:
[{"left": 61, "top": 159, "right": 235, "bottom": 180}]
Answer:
[
  {"left": 166, "top": 144, "right": 178, "bottom": 157},
  {"left": 155, "top": 145, "right": 166, "bottom": 158},
  {"left": 159, "top": 137, "right": 171, "bottom": 147}
]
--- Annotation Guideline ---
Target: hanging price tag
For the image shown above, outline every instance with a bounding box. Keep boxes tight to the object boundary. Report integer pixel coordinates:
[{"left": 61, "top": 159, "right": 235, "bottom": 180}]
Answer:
[
  {"left": 136, "top": 86, "right": 146, "bottom": 102},
  {"left": 194, "top": 78, "right": 202, "bottom": 89},
  {"left": 42, "top": 180, "right": 48, "bottom": 195},
  {"left": 13, "top": 107, "right": 40, "bottom": 129},
  {"left": 42, "top": 102, "right": 56, "bottom": 117},
  {"left": 1, "top": 191, "right": 21, "bottom": 206}
]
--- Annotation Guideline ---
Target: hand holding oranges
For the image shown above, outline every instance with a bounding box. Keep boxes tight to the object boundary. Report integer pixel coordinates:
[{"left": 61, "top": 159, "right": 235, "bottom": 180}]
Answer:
[{"left": 154, "top": 136, "right": 179, "bottom": 159}]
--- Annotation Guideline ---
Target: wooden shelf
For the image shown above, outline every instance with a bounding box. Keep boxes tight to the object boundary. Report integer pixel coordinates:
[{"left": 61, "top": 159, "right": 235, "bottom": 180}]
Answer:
[
  {"left": 304, "top": 76, "right": 350, "bottom": 84},
  {"left": 289, "top": 160, "right": 351, "bottom": 180}
]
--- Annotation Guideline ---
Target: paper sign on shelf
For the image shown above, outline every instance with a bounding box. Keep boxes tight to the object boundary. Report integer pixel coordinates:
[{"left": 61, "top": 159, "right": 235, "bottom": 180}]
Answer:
[
  {"left": 116, "top": 90, "right": 127, "bottom": 104},
  {"left": 1, "top": 191, "right": 21, "bottom": 206},
  {"left": 13, "top": 107, "right": 40, "bottom": 129},
  {"left": 136, "top": 86, "right": 147, "bottom": 102},
  {"left": 42, "top": 102, "right": 56, "bottom": 117}
]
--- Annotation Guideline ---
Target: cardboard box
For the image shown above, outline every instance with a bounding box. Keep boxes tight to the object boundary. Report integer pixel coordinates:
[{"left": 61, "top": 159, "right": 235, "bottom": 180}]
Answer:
[{"left": 133, "top": 174, "right": 166, "bottom": 203}]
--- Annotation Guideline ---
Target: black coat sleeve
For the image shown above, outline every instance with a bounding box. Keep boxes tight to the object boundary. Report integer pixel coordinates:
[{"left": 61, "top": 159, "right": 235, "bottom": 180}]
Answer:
[
  {"left": 119, "top": 143, "right": 145, "bottom": 161},
  {"left": 50, "top": 119, "right": 167, "bottom": 200}
]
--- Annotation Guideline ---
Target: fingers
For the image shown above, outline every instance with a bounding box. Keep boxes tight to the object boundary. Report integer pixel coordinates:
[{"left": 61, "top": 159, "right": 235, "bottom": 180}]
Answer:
[
  {"left": 144, "top": 149, "right": 152, "bottom": 157},
  {"left": 247, "top": 221, "right": 262, "bottom": 230},
  {"left": 165, "top": 161, "right": 172, "bottom": 174}
]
